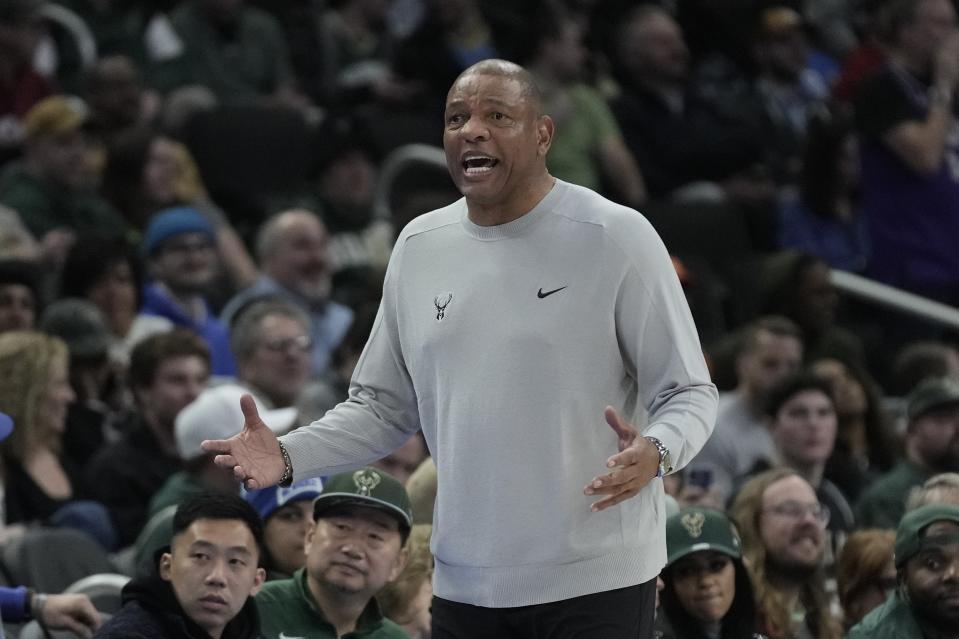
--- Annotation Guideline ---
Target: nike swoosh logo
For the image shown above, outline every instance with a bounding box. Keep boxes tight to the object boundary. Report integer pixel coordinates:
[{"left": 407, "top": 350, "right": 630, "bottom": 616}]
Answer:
[{"left": 537, "top": 286, "right": 567, "bottom": 299}]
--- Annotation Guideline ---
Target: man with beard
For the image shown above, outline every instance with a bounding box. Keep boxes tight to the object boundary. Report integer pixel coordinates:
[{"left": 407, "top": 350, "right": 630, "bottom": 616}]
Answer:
[
  {"left": 255, "top": 467, "right": 410, "bottom": 639},
  {"left": 139, "top": 207, "right": 236, "bottom": 375},
  {"left": 858, "top": 377, "right": 959, "bottom": 528},
  {"left": 687, "top": 316, "right": 803, "bottom": 503},
  {"left": 731, "top": 469, "right": 842, "bottom": 639},
  {"left": 847, "top": 504, "right": 959, "bottom": 638},
  {"left": 220, "top": 210, "right": 353, "bottom": 377}
]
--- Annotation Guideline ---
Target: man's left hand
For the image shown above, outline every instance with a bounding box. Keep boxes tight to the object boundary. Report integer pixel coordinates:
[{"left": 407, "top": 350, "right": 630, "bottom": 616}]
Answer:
[
  {"left": 584, "top": 406, "right": 661, "bottom": 512},
  {"left": 40, "top": 593, "right": 101, "bottom": 638}
]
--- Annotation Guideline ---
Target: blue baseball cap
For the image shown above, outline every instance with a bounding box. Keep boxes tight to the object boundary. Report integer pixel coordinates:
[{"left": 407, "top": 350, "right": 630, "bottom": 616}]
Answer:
[
  {"left": 0, "top": 412, "right": 13, "bottom": 442},
  {"left": 242, "top": 478, "right": 325, "bottom": 521},
  {"left": 143, "top": 207, "right": 215, "bottom": 256}
]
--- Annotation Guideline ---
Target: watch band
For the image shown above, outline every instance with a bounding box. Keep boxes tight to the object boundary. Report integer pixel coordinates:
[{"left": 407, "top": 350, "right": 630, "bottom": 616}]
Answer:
[
  {"left": 277, "top": 439, "right": 293, "bottom": 487},
  {"left": 643, "top": 436, "right": 672, "bottom": 477}
]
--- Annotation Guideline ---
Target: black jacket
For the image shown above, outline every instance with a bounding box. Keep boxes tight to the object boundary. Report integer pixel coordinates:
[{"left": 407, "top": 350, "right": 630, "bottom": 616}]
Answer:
[{"left": 94, "top": 573, "right": 261, "bottom": 639}]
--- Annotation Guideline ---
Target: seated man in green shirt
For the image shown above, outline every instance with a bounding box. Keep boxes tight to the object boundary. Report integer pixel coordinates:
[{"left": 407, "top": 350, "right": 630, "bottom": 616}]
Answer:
[
  {"left": 256, "top": 467, "right": 412, "bottom": 639},
  {"left": 856, "top": 377, "right": 959, "bottom": 528},
  {"left": 847, "top": 504, "right": 959, "bottom": 639},
  {"left": 0, "top": 95, "right": 127, "bottom": 255}
]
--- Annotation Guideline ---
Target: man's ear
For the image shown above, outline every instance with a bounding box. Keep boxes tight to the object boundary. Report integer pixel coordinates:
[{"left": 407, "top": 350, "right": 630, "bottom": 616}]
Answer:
[
  {"left": 303, "top": 521, "right": 317, "bottom": 557},
  {"left": 388, "top": 546, "right": 410, "bottom": 583},
  {"left": 537, "top": 115, "right": 554, "bottom": 157},
  {"left": 159, "top": 553, "right": 173, "bottom": 581},
  {"left": 249, "top": 567, "right": 267, "bottom": 597}
]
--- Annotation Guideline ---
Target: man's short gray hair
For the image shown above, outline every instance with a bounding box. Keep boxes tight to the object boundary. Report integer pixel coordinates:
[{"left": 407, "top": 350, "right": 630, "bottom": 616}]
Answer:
[{"left": 230, "top": 297, "right": 310, "bottom": 364}]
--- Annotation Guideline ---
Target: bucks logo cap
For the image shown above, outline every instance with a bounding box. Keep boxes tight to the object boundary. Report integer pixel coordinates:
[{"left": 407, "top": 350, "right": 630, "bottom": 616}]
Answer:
[
  {"left": 312, "top": 467, "right": 413, "bottom": 531},
  {"left": 666, "top": 507, "right": 742, "bottom": 566}
]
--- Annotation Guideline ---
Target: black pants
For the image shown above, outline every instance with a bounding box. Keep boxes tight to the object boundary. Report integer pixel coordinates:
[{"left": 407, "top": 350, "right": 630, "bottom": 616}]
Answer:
[{"left": 432, "top": 578, "right": 657, "bottom": 639}]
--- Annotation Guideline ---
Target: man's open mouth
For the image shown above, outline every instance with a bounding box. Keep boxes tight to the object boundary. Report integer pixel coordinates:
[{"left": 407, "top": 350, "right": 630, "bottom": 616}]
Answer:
[{"left": 462, "top": 156, "right": 499, "bottom": 174}]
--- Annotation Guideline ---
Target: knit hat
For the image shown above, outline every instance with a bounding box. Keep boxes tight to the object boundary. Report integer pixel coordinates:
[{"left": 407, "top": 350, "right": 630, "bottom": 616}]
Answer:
[
  {"left": 23, "top": 95, "right": 88, "bottom": 142},
  {"left": 895, "top": 504, "right": 959, "bottom": 567},
  {"left": 907, "top": 377, "right": 959, "bottom": 421},
  {"left": 243, "top": 477, "right": 325, "bottom": 521},
  {"left": 666, "top": 507, "right": 743, "bottom": 566},
  {"left": 313, "top": 467, "right": 413, "bottom": 532},
  {"left": 39, "top": 298, "right": 111, "bottom": 360},
  {"left": 174, "top": 385, "right": 297, "bottom": 461},
  {"left": 143, "top": 207, "right": 215, "bottom": 256}
]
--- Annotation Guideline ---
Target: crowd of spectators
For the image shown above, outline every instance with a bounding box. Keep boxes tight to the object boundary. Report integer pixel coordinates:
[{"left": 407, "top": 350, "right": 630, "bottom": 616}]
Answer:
[{"left": 0, "top": 0, "right": 959, "bottom": 637}]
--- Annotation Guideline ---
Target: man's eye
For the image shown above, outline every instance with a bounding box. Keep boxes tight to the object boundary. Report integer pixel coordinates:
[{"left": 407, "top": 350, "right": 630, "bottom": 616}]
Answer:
[
  {"left": 447, "top": 114, "right": 465, "bottom": 126},
  {"left": 192, "top": 553, "right": 209, "bottom": 561},
  {"left": 230, "top": 558, "right": 247, "bottom": 567},
  {"left": 491, "top": 112, "right": 506, "bottom": 121}
]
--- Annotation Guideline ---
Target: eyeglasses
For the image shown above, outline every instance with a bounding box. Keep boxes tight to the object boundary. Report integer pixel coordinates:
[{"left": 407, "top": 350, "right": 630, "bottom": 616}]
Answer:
[
  {"left": 160, "top": 239, "right": 214, "bottom": 256},
  {"left": 763, "top": 501, "right": 830, "bottom": 527},
  {"left": 261, "top": 335, "right": 313, "bottom": 354}
]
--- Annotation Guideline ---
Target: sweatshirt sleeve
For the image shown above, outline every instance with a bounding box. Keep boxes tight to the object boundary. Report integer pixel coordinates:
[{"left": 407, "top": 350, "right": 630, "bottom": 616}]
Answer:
[
  {"left": 611, "top": 212, "right": 718, "bottom": 471},
  {"left": 281, "top": 240, "right": 421, "bottom": 481},
  {"left": 0, "top": 586, "right": 30, "bottom": 623}
]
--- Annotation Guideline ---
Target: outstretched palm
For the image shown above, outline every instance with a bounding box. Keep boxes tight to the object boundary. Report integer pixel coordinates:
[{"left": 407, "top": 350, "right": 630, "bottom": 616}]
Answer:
[{"left": 201, "top": 394, "right": 287, "bottom": 489}]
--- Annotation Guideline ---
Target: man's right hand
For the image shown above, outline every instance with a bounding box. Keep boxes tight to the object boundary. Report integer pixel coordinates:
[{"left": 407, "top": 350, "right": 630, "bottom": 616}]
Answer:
[{"left": 201, "top": 394, "right": 287, "bottom": 490}]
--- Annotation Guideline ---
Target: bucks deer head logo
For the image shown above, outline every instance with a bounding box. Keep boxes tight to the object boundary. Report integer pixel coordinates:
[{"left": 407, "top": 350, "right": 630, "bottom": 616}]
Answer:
[
  {"left": 353, "top": 469, "right": 381, "bottom": 496},
  {"left": 434, "top": 292, "right": 453, "bottom": 321}
]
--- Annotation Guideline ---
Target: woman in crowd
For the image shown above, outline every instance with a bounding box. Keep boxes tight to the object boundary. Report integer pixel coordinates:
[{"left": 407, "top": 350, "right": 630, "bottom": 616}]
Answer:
[
  {"left": 379, "top": 524, "right": 433, "bottom": 639},
  {"left": 242, "top": 478, "right": 325, "bottom": 581},
  {"left": 777, "top": 107, "right": 867, "bottom": 273},
  {"left": 59, "top": 236, "right": 169, "bottom": 366},
  {"left": 660, "top": 507, "right": 764, "bottom": 639},
  {"left": 810, "top": 355, "right": 894, "bottom": 501},
  {"left": 0, "top": 332, "right": 116, "bottom": 549},
  {"left": 836, "top": 529, "right": 895, "bottom": 629},
  {"left": 102, "top": 129, "right": 257, "bottom": 293}
]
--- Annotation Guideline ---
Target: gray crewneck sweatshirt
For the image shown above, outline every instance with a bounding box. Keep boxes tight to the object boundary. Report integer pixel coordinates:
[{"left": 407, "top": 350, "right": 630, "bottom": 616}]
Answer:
[{"left": 282, "top": 180, "right": 717, "bottom": 607}]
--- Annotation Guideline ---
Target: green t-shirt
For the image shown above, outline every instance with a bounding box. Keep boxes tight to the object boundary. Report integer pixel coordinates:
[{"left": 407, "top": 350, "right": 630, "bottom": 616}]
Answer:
[
  {"left": 854, "top": 461, "right": 930, "bottom": 529},
  {"left": 0, "top": 162, "right": 127, "bottom": 238},
  {"left": 845, "top": 595, "right": 923, "bottom": 639},
  {"left": 545, "top": 84, "right": 622, "bottom": 192},
  {"left": 256, "top": 568, "right": 409, "bottom": 639}
]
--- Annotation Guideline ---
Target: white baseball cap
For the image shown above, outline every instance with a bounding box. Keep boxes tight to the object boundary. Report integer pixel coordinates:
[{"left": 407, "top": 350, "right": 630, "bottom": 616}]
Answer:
[{"left": 174, "top": 384, "right": 297, "bottom": 460}]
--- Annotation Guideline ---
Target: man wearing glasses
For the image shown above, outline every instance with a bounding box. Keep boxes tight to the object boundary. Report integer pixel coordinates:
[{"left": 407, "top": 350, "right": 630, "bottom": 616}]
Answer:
[{"left": 731, "top": 469, "right": 840, "bottom": 639}]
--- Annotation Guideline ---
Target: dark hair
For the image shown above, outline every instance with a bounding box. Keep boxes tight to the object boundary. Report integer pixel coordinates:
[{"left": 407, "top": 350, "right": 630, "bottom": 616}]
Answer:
[
  {"left": 764, "top": 371, "right": 835, "bottom": 418},
  {"left": 893, "top": 341, "right": 959, "bottom": 396},
  {"left": 0, "top": 260, "right": 40, "bottom": 303},
  {"left": 128, "top": 329, "right": 210, "bottom": 390},
  {"left": 59, "top": 236, "right": 143, "bottom": 306},
  {"left": 738, "top": 315, "right": 803, "bottom": 358},
  {"left": 812, "top": 354, "right": 895, "bottom": 472},
  {"left": 101, "top": 126, "right": 156, "bottom": 229},
  {"left": 172, "top": 492, "right": 264, "bottom": 549},
  {"left": 512, "top": 1, "right": 569, "bottom": 65},
  {"left": 875, "top": 0, "right": 921, "bottom": 44},
  {"left": 661, "top": 554, "right": 759, "bottom": 639},
  {"left": 798, "top": 106, "right": 855, "bottom": 220}
]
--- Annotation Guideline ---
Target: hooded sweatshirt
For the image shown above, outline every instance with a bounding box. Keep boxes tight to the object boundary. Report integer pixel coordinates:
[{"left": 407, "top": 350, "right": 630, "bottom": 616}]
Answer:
[{"left": 94, "top": 573, "right": 260, "bottom": 639}]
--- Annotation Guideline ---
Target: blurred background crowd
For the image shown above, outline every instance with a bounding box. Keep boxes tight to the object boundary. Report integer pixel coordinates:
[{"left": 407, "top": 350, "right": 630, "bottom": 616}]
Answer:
[{"left": 1, "top": 0, "right": 959, "bottom": 637}]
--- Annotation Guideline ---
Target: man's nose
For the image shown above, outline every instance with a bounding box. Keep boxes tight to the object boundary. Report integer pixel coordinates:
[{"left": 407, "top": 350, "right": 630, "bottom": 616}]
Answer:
[
  {"left": 205, "top": 558, "right": 228, "bottom": 586},
  {"left": 460, "top": 116, "right": 489, "bottom": 141}
]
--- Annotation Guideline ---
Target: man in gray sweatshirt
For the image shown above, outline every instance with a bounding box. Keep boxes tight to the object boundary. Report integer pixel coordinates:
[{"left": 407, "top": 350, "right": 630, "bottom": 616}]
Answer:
[{"left": 203, "top": 59, "right": 718, "bottom": 637}]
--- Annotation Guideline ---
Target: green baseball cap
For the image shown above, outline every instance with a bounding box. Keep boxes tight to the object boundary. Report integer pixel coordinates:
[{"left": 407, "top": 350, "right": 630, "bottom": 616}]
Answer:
[
  {"left": 895, "top": 504, "right": 959, "bottom": 567},
  {"left": 313, "top": 467, "right": 413, "bottom": 532},
  {"left": 907, "top": 377, "right": 959, "bottom": 421},
  {"left": 666, "top": 507, "right": 742, "bottom": 566}
]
